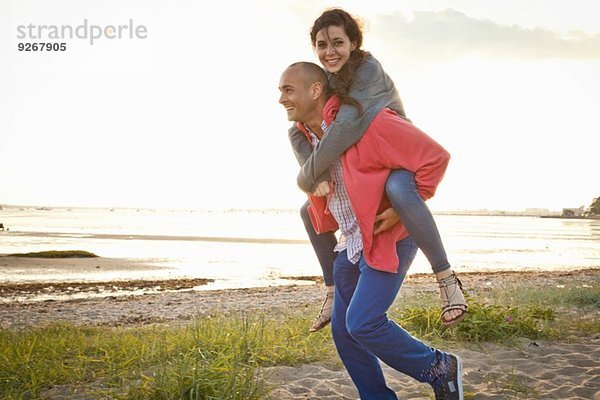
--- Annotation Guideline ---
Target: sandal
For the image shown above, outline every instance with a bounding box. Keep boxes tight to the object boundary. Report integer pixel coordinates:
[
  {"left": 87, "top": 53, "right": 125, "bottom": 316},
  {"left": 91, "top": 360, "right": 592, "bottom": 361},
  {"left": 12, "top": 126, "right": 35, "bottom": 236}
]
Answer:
[
  {"left": 438, "top": 271, "right": 468, "bottom": 326},
  {"left": 309, "top": 290, "right": 334, "bottom": 332}
]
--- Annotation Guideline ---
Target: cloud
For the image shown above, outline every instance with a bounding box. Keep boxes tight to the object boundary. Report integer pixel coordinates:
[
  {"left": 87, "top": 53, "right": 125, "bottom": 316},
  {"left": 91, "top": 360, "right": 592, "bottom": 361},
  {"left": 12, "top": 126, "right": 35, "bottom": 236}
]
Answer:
[{"left": 375, "top": 8, "right": 600, "bottom": 59}]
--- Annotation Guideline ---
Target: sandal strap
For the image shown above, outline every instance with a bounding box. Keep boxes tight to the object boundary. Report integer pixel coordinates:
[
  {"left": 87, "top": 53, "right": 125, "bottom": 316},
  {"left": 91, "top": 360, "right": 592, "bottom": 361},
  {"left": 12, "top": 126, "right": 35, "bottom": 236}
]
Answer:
[
  {"left": 440, "top": 306, "right": 468, "bottom": 326},
  {"left": 313, "top": 313, "right": 330, "bottom": 325},
  {"left": 437, "top": 272, "right": 468, "bottom": 326},
  {"left": 318, "top": 293, "right": 334, "bottom": 313},
  {"left": 442, "top": 304, "right": 468, "bottom": 313},
  {"left": 437, "top": 271, "right": 463, "bottom": 289},
  {"left": 438, "top": 272, "right": 467, "bottom": 309},
  {"left": 318, "top": 303, "right": 333, "bottom": 313}
]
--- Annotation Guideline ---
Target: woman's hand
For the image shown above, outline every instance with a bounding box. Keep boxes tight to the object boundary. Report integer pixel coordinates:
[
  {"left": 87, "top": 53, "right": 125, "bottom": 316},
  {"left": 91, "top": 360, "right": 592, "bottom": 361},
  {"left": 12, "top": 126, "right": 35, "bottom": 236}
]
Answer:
[
  {"left": 312, "top": 181, "right": 332, "bottom": 197},
  {"left": 373, "top": 207, "right": 401, "bottom": 235}
]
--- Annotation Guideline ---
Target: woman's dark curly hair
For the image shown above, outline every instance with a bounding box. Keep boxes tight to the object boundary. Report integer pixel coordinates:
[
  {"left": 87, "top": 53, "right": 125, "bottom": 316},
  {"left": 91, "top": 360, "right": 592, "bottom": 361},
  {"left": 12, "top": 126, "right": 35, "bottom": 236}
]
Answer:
[{"left": 310, "top": 8, "right": 367, "bottom": 113}]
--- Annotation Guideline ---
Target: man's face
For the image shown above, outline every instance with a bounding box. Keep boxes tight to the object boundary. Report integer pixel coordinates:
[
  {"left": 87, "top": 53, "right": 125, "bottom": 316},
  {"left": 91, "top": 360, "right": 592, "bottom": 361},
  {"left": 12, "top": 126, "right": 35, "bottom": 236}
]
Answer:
[{"left": 278, "top": 67, "right": 315, "bottom": 123}]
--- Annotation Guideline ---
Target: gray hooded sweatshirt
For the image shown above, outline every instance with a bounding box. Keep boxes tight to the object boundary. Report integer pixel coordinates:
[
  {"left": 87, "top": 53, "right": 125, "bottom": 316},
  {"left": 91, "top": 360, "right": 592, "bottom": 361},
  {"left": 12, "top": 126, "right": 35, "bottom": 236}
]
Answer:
[{"left": 288, "top": 53, "right": 407, "bottom": 192}]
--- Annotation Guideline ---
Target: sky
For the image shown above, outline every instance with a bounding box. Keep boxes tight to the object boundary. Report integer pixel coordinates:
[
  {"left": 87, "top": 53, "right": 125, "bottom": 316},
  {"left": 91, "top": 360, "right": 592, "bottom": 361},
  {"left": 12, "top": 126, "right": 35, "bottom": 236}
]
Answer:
[{"left": 1, "top": 0, "right": 599, "bottom": 211}]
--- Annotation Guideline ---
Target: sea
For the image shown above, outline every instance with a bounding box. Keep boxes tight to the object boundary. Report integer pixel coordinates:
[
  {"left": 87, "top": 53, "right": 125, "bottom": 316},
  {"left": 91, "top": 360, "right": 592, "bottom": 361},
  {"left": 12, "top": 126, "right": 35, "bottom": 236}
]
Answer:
[{"left": 1, "top": 206, "right": 599, "bottom": 291}]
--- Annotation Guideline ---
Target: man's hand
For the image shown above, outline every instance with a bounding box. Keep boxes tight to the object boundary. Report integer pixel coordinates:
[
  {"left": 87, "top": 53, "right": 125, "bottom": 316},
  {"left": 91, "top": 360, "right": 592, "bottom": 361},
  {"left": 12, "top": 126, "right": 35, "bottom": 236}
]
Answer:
[
  {"left": 373, "top": 207, "right": 401, "bottom": 235},
  {"left": 312, "top": 181, "right": 332, "bottom": 197}
]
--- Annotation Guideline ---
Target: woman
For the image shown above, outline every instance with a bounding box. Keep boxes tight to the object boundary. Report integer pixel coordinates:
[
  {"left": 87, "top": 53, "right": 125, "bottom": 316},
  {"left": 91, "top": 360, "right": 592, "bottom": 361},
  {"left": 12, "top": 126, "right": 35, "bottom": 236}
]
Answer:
[{"left": 290, "top": 8, "right": 467, "bottom": 329}]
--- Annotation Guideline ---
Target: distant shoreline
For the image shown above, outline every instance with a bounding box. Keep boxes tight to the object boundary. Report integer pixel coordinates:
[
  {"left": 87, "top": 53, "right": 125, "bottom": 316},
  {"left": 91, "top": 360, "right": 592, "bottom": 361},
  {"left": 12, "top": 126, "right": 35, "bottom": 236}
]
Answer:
[
  {"left": 1, "top": 203, "right": 565, "bottom": 217},
  {"left": 540, "top": 215, "right": 600, "bottom": 220},
  {"left": 2, "top": 230, "right": 310, "bottom": 245}
]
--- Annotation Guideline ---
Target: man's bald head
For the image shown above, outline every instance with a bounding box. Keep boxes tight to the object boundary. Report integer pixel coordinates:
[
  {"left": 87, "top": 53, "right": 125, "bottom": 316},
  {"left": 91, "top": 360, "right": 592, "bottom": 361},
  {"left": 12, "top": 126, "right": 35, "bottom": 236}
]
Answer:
[
  {"left": 278, "top": 62, "right": 330, "bottom": 125},
  {"left": 286, "top": 62, "right": 329, "bottom": 94}
]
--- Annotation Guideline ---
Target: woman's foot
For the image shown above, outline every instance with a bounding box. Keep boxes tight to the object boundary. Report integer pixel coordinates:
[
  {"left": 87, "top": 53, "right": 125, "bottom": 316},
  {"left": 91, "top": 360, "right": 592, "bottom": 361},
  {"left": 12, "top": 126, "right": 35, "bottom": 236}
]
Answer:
[
  {"left": 309, "top": 286, "right": 334, "bottom": 332},
  {"left": 436, "top": 270, "right": 468, "bottom": 326}
]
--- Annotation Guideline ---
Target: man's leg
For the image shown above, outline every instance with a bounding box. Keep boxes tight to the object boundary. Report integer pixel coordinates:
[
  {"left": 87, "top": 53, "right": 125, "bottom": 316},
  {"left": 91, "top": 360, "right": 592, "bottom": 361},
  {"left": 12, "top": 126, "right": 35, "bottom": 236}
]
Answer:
[
  {"left": 345, "top": 238, "right": 438, "bottom": 380},
  {"left": 385, "top": 170, "right": 467, "bottom": 325},
  {"left": 345, "top": 237, "right": 464, "bottom": 399},
  {"left": 300, "top": 201, "right": 337, "bottom": 331},
  {"left": 331, "top": 250, "right": 398, "bottom": 400}
]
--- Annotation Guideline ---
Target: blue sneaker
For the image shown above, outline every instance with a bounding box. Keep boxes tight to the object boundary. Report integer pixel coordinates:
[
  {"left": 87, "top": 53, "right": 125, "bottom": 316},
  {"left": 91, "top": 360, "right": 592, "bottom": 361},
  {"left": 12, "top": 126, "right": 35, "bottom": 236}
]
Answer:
[{"left": 429, "top": 353, "right": 463, "bottom": 400}]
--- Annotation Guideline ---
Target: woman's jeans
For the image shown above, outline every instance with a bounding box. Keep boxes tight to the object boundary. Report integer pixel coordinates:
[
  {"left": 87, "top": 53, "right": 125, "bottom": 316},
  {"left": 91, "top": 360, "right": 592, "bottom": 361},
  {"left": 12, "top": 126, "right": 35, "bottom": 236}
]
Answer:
[
  {"left": 385, "top": 169, "right": 450, "bottom": 274},
  {"left": 332, "top": 237, "right": 438, "bottom": 399},
  {"left": 300, "top": 201, "right": 336, "bottom": 286},
  {"left": 299, "top": 169, "right": 450, "bottom": 286}
]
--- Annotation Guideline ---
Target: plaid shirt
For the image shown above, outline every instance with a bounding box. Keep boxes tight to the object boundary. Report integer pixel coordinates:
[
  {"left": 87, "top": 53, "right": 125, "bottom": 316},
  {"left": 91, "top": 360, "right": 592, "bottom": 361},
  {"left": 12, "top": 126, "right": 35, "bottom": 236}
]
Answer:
[{"left": 305, "top": 122, "right": 363, "bottom": 264}]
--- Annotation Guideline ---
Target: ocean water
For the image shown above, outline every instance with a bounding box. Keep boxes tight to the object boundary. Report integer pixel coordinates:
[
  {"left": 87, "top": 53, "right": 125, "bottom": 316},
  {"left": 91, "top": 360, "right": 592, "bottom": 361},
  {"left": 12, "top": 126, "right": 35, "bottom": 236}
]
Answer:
[{"left": 1, "top": 206, "right": 599, "bottom": 290}]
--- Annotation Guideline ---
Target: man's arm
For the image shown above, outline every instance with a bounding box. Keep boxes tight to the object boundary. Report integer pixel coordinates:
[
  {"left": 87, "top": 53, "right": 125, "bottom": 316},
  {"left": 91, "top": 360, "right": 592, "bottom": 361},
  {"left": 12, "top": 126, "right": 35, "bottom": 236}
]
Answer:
[{"left": 296, "top": 54, "right": 406, "bottom": 192}]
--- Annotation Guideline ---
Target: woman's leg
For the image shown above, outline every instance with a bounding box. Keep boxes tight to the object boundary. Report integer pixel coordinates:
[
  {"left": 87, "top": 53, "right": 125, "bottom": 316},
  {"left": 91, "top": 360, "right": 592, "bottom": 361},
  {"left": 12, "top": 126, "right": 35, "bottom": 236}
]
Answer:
[
  {"left": 300, "top": 201, "right": 336, "bottom": 286},
  {"left": 385, "top": 170, "right": 467, "bottom": 325},
  {"left": 385, "top": 170, "right": 448, "bottom": 272},
  {"left": 300, "top": 201, "right": 337, "bottom": 331}
]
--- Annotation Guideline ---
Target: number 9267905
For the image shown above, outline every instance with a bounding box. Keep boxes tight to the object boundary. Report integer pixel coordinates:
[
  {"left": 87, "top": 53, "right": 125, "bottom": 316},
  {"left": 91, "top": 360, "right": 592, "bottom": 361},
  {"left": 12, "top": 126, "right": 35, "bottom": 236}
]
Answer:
[{"left": 18, "top": 42, "right": 66, "bottom": 51}]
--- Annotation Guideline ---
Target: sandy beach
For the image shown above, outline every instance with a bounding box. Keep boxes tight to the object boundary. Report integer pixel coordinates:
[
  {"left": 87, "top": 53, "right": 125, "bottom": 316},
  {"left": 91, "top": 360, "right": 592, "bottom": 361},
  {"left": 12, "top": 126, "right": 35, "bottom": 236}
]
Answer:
[
  {"left": 264, "top": 337, "right": 600, "bottom": 399},
  {"left": 1, "top": 257, "right": 599, "bottom": 399}
]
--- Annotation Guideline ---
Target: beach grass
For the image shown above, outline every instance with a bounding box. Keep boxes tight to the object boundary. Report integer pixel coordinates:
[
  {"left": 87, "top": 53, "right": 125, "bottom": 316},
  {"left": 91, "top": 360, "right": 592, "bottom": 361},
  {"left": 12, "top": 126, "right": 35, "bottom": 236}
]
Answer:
[
  {"left": 395, "top": 299, "right": 558, "bottom": 343},
  {"left": 0, "top": 314, "right": 335, "bottom": 399},
  {"left": 6, "top": 250, "right": 99, "bottom": 258},
  {"left": 392, "top": 281, "right": 600, "bottom": 345},
  {"left": 1, "top": 282, "right": 598, "bottom": 399}
]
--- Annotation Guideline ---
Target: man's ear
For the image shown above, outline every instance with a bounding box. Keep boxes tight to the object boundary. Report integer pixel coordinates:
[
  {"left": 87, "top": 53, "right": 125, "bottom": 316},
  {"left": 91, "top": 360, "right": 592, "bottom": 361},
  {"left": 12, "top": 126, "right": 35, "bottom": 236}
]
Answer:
[{"left": 311, "top": 82, "right": 323, "bottom": 100}]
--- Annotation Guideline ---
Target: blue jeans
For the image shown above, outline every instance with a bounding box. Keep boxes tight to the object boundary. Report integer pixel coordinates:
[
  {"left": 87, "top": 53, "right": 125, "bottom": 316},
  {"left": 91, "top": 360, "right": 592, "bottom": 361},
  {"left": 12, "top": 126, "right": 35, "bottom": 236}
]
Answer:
[
  {"left": 300, "top": 169, "right": 450, "bottom": 286},
  {"left": 332, "top": 237, "right": 440, "bottom": 399}
]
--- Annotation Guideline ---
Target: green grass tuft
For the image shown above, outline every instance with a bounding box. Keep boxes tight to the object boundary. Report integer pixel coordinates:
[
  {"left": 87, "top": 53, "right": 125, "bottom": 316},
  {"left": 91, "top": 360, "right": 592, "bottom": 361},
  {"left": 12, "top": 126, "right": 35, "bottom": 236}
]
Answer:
[
  {"left": 393, "top": 301, "right": 556, "bottom": 343},
  {"left": 561, "top": 285, "right": 600, "bottom": 307},
  {"left": 7, "top": 250, "right": 99, "bottom": 258},
  {"left": 487, "top": 283, "right": 600, "bottom": 309}
]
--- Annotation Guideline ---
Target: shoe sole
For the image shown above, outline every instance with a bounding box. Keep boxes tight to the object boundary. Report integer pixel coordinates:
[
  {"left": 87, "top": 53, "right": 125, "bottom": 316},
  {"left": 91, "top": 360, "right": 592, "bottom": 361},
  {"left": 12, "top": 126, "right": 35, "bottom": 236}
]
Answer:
[
  {"left": 309, "top": 319, "right": 331, "bottom": 333},
  {"left": 441, "top": 310, "right": 467, "bottom": 327},
  {"left": 455, "top": 355, "right": 464, "bottom": 400}
]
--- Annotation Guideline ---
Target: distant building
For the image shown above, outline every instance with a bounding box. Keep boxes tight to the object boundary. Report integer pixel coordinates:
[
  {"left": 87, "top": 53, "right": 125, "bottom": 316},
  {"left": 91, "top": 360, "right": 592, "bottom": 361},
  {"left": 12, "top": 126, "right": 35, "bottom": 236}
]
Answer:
[{"left": 562, "top": 206, "right": 585, "bottom": 217}]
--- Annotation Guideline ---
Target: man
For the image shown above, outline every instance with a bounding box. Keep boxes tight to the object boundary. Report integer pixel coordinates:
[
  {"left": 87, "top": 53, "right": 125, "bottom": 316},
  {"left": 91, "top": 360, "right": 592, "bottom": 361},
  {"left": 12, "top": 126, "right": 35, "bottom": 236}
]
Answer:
[
  {"left": 280, "top": 62, "right": 400, "bottom": 332},
  {"left": 278, "top": 62, "right": 464, "bottom": 400}
]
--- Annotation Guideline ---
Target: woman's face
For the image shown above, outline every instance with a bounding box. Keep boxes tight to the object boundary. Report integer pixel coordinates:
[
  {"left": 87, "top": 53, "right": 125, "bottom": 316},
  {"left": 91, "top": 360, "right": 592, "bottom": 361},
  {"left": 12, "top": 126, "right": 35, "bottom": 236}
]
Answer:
[{"left": 314, "top": 25, "right": 356, "bottom": 74}]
